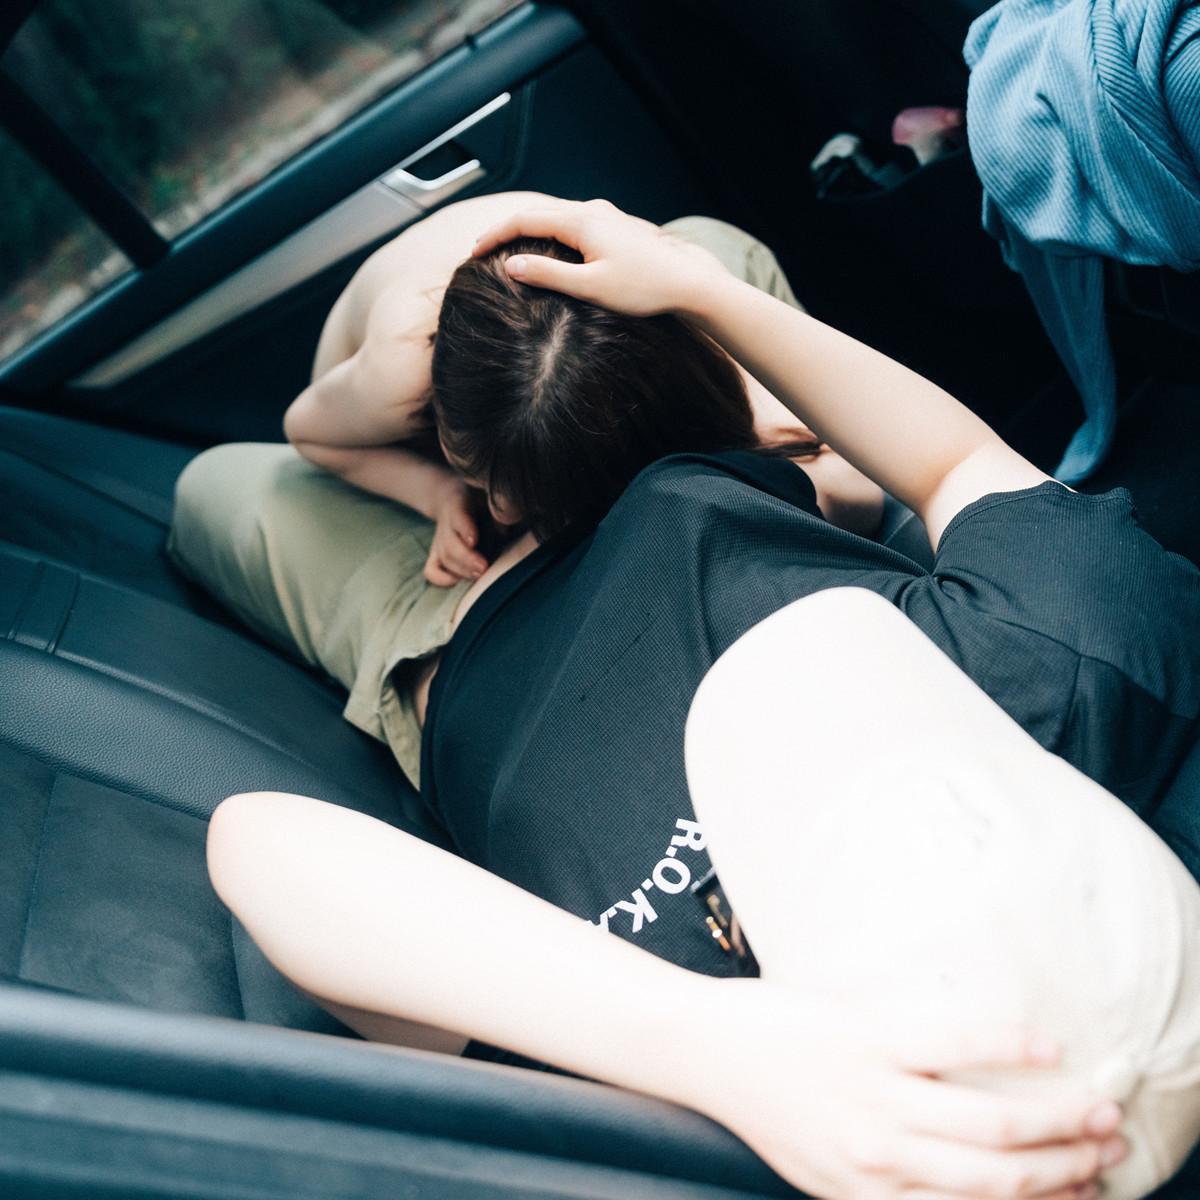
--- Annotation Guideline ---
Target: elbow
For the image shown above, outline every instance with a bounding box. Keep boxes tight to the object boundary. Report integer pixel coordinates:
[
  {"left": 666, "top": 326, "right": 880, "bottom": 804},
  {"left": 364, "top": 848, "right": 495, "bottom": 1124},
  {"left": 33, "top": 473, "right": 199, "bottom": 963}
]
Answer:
[
  {"left": 282, "top": 394, "right": 308, "bottom": 446},
  {"left": 282, "top": 391, "right": 331, "bottom": 457}
]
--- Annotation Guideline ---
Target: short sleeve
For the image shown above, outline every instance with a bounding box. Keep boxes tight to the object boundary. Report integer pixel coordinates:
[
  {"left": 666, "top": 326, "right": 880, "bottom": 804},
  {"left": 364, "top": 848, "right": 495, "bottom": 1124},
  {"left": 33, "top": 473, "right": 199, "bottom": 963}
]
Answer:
[{"left": 900, "top": 483, "right": 1200, "bottom": 812}]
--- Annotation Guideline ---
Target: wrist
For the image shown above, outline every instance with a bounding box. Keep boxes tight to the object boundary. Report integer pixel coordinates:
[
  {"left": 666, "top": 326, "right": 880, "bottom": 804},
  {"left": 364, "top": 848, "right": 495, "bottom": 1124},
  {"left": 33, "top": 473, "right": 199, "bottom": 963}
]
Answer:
[
  {"left": 603, "top": 972, "right": 761, "bottom": 1116},
  {"left": 529, "top": 954, "right": 733, "bottom": 1106},
  {"left": 669, "top": 976, "right": 762, "bottom": 1106},
  {"left": 672, "top": 271, "right": 756, "bottom": 330}
]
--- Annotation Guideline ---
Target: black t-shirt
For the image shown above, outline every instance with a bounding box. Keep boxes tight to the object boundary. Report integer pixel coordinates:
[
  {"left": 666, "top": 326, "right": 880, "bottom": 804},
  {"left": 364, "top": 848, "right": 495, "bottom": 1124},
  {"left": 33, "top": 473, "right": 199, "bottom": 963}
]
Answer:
[{"left": 421, "top": 452, "right": 1200, "bottom": 977}]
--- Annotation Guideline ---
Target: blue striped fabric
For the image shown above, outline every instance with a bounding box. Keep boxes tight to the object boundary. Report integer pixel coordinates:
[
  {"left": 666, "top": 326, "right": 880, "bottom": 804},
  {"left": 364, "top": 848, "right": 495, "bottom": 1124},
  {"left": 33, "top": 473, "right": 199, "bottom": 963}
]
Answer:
[{"left": 964, "top": 0, "right": 1200, "bottom": 482}]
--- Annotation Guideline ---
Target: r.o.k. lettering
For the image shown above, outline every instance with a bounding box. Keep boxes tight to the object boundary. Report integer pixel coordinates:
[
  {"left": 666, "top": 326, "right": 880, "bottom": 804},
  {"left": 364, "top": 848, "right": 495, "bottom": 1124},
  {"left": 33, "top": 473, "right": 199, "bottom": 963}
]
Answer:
[{"left": 591, "top": 818, "right": 709, "bottom": 935}]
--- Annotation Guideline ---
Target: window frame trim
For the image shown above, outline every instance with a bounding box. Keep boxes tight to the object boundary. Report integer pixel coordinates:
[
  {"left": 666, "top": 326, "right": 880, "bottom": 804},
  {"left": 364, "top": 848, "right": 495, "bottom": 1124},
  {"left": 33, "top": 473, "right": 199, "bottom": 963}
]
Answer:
[{"left": 0, "top": 70, "right": 170, "bottom": 268}]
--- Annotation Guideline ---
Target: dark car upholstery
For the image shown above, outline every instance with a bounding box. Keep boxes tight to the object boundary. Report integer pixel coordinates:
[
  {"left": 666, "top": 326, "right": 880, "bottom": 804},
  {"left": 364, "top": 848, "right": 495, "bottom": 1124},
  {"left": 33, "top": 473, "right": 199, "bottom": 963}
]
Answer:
[
  {"left": 0, "top": 406, "right": 455, "bottom": 1033},
  {"left": 4, "top": 397, "right": 1200, "bottom": 1199},
  {"left": 0, "top": 403, "right": 820, "bottom": 1198}
]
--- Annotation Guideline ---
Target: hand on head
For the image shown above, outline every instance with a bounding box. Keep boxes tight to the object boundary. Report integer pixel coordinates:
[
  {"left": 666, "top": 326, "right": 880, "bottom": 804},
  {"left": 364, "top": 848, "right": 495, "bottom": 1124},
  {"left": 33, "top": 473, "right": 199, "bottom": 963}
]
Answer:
[
  {"left": 472, "top": 197, "right": 731, "bottom": 316},
  {"left": 701, "top": 982, "right": 1124, "bottom": 1200}
]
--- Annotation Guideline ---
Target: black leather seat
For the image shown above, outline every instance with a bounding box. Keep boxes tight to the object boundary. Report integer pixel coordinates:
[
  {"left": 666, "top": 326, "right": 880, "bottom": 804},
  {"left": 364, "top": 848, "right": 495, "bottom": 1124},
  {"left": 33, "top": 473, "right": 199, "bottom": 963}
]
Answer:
[
  {"left": 0, "top": 405, "right": 811, "bottom": 1196},
  {"left": 0, "top": 406, "right": 447, "bottom": 1034},
  {"left": 0, "top": 405, "right": 211, "bottom": 610}
]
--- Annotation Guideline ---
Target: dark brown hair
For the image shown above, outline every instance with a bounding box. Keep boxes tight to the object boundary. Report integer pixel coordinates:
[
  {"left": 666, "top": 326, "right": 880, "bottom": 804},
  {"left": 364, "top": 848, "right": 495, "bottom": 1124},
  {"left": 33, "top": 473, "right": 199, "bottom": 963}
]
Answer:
[{"left": 431, "top": 237, "right": 817, "bottom": 542}]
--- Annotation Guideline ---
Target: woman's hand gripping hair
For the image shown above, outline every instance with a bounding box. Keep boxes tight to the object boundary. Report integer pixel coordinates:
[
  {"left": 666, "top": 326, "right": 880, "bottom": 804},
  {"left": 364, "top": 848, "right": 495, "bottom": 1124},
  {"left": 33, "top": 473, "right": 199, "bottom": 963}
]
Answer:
[
  {"left": 473, "top": 197, "right": 732, "bottom": 317},
  {"left": 475, "top": 198, "right": 1054, "bottom": 546}
]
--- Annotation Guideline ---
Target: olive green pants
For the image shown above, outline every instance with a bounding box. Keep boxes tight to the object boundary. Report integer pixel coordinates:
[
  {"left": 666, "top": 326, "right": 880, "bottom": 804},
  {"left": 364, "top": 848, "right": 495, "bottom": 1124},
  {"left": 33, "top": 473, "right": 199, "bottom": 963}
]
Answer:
[{"left": 167, "top": 216, "right": 802, "bottom": 788}]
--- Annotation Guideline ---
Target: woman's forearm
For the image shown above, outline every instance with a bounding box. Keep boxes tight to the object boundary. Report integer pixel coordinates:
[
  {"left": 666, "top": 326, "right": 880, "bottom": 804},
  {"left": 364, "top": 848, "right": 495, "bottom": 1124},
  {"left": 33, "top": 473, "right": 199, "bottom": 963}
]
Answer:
[
  {"left": 681, "top": 280, "right": 980, "bottom": 503},
  {"left": 208, "top": 791, "right": 1121, "bottom": 1200},
  {"left": 477, "top": 199, "right": 1055, "bottom": 544},
  {"left": 678, "top": 278, "right": 1049, "bottom": 542},
  {"left": 207, "top": 793, "right": 713, "bottom": 1098},
  {"left": 284, "top": 352, "right": 428, "bottom": 451},
  {"left": 285, "top": 439, "right": 463, "bottom": 519}
]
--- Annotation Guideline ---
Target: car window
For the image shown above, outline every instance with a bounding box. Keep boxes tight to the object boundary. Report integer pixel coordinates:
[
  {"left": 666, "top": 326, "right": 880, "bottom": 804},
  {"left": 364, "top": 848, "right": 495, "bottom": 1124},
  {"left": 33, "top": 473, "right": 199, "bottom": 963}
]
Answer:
[
  {"left": 0, "top": 124, "right": 134, "bottom": 360},
  {"left": 0, "top": 0, "right": 523, "bottom": 362}
]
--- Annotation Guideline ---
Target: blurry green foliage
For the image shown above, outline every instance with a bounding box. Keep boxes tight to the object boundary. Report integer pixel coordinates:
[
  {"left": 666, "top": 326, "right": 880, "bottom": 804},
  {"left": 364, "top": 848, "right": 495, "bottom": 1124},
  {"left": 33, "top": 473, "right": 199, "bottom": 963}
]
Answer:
[
  {"left": 0, "top": 0, "right": 510, "bottom": 350},
  {"left": 5, "top": 0, "right": 375, "bottom": 207},
  {"left": 0, "top": 0, "right": 412, "bottom": 287},
  {"left": 0, "top": 124, "right": 124, "bottom": 349},
  {"left": 0, "top": 127, "right": 76, "bottom": 286}
]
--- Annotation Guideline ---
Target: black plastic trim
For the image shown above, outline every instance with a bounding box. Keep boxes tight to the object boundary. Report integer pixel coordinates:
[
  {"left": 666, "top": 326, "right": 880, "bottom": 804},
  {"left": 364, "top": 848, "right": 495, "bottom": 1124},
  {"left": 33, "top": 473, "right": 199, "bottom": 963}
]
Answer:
[
  {"left": 0, "top": 1, "right": 38, "bottom": 60},
  {"left": 0, "top": 985, "right": 795, "bottom": 1197},
  {"left": 0, "top": 72, "right": 169, "bottom": 269}
]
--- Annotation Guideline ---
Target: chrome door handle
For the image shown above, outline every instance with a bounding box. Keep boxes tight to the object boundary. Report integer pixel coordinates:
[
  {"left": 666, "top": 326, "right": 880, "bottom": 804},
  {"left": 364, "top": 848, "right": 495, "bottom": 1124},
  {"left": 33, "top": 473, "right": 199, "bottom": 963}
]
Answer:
[
  {"left": 379, "top": 92, "right": 510, "bottom": 209},
  {"left": 379, "top": 158, "right": 485, "bottom": 207},
  {"left": 72, "top": 94, "right": 514, "bottom": 386}
]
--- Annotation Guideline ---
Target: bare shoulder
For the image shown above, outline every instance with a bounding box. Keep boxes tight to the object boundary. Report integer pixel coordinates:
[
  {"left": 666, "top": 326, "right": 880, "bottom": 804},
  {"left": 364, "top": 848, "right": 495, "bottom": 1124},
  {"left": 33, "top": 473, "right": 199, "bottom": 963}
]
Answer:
[
  {"left": 330, "top": 191, "right": 555, "bottom": 360},
  {"left": 355, "top": 192, "right": 552, "bottom": 319}
]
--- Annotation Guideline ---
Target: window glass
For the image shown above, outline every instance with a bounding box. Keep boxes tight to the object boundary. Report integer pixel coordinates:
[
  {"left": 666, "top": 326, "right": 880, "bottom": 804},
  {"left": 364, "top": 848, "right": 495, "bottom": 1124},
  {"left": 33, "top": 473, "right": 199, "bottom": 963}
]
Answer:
[
  {"left": 2, "top": 0, "right": 524, "bottom": 241},
  {"left": 0, "top": 125, "right": 132, "bottom": 360}
]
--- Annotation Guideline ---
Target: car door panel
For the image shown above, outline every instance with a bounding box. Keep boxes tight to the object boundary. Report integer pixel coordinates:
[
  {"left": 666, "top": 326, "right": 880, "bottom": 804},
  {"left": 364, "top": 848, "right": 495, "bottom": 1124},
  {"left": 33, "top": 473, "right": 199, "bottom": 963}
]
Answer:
[{"left": 7, "top": 5, "right": 722, "bottom": 450}]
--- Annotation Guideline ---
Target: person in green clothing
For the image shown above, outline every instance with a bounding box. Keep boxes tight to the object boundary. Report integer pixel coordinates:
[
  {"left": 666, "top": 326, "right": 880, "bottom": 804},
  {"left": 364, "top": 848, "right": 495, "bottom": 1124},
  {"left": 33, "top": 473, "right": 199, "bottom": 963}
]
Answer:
[{"left": 170, "top": 192, "right": 883, "bottom": 787}]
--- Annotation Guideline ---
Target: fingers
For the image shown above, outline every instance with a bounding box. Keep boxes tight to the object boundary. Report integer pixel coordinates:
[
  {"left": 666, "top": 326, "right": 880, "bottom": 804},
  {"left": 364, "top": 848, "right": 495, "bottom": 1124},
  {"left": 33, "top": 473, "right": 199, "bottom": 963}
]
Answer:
[
  {"left": 425, "top": 524, "right": 488, "bottom": 587},
  {"left": 424, "top": 547, "right": 486, "bottom": 586},
  {"left": 474, "top": 200, "right": 619, "bottom": 306},
  {"left": 894, "top": 1025, "right": 1063, "bottom": 1076},
  {"left": 889, "top": 1025, "right": 1126, "bottom": 1179},
  {"left": 505, "top": 252, "right": 596, "bottom": 296},
  {"left": 865, "top": 1024, "right": 1127, "bottom": 1198},
  {"left": 896, "top": 1075, "right": 1123, "bottom": 1150},
  {"left": 470, "top": 197, "right": 725, "bottom": 316},
  {"left": 882, "top": 1127, "right": 1124, "bottom": 1200},
  {"left": 446, "top": 524, "right": 488, "bottom": 580},
  {"left": 423, "top": 557, "right": 458, "bottom": 587},
  {"left": 471, "top": 197, "right": 610, "bottom": 258},
  {"left": 900, "top": 1185, "right": 1099, "bottom": 1200}
]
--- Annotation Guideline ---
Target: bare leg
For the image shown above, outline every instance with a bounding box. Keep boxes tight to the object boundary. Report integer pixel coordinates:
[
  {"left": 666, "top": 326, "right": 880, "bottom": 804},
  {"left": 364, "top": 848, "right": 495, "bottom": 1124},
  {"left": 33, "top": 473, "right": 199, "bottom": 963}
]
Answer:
[
  {"left": 206, "top": 625, "right": 1128, "bottom": 1200},
  {"left": 685, "top": 588, "right": 1200, "bottom": 1199},
  {"left": 304, "top": 993, "right": 468, "bottom": 1056}
]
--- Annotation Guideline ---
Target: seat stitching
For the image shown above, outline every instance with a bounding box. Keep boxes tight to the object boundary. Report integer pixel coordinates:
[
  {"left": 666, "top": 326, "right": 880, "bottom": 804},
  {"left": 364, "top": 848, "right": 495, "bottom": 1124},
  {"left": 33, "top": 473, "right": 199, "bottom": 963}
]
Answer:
[
  {"left": 0, "top": 445, "right": 174, "bottom": 527},
  {"left": 16, "top": 771, "right": 58, "bottom": 981}
]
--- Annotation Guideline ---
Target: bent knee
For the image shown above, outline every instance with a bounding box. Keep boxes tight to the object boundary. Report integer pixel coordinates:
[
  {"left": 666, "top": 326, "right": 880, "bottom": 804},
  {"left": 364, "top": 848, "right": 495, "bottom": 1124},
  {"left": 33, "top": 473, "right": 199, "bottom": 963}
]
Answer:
[
  {"left": 170, "top": 444, "right": 248, "bottom": 577},
  {"left": 207, "top": 791, "right": 355, "bottom": 896},
  {"left": 173, "top": 442, "right": 269, "bottom": 524},
  {"left": 207, "top": 792, "right": 273, "bottom": 898},
  {"left": 207, "top": 791, "right": 307, "bottom": 909}
]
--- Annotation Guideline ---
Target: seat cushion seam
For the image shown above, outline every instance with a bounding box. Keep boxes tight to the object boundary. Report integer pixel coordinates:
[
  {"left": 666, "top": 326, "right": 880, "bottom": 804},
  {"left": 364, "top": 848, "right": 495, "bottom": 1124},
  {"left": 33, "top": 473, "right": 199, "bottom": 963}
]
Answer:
[
  {"left": 227, "top": 909, "right": 248, "bottom": 1022},
  {"left": 0, "top": 445, "right": 173, "bottom": 528},
  {"left": 16, "top": 771, "right": 58, "bottom": 981},
  {"left": 53, "top": 654, "right": 355, "bottom": 783}
]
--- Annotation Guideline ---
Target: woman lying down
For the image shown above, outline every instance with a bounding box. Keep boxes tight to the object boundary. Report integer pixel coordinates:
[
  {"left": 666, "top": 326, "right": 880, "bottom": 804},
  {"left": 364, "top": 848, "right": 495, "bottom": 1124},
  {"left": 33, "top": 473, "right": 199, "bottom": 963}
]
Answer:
[{"left": 198, "top": 201, "right": 1200, "bottom": 1200}]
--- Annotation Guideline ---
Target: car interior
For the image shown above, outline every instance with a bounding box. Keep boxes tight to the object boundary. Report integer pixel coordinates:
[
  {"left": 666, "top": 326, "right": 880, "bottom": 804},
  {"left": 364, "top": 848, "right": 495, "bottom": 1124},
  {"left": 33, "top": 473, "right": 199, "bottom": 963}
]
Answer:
[{"left": 2, "top": 1, "right": 1200, "bottom": 1196}]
